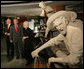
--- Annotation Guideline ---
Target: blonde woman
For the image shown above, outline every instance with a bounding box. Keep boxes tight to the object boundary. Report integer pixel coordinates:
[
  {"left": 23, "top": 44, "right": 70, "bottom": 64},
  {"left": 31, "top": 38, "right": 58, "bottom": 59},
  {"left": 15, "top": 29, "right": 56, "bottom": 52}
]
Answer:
[{"left": 22, "top": 21, "right": 34, "bottom": 65}]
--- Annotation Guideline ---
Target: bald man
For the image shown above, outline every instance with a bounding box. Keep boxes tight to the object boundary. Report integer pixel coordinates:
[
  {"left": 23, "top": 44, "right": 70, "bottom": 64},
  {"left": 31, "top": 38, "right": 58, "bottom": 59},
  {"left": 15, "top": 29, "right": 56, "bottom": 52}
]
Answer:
[{"left": 5, "top": 18, "right": 14, "bottom": 61}]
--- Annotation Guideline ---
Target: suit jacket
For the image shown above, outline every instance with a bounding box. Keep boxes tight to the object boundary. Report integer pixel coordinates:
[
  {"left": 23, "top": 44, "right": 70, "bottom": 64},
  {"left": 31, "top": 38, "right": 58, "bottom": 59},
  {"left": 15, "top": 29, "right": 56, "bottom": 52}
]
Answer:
[
  {"left": 5, "top": 24, "right": 13, "bottom": 40},
  {"left": 5, "top": 24, "right": 13, "bottom": 33},
  {"left": 10, "top": 24, "right": 23, "bottom": 42}
]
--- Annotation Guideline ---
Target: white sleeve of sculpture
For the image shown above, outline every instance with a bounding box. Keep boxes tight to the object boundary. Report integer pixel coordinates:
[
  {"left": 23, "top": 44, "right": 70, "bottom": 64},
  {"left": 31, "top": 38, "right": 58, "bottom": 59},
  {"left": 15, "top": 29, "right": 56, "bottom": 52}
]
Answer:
[
  {"left": 54, "top": 30, "right": 83, "bottom": 65},
  {"left": 36, "top": 34, "right": 65, "bottom": 53},
  {"left": 70, "top": 30, "right": 83, "bottom": 54}
]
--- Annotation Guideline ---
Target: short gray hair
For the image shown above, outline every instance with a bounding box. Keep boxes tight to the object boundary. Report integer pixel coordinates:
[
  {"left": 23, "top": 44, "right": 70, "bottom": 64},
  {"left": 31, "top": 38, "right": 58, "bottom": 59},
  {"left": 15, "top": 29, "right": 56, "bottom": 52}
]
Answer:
[{"left": 23, "top": 21, "right": 29, "bottom": 28}]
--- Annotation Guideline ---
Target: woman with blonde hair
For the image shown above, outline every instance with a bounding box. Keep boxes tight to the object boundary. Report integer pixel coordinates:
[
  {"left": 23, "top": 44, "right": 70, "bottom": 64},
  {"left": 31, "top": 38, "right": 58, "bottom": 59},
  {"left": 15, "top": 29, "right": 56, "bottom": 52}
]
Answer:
[{"left": 22, "top": 21, "right": 34, "bottom": 65}]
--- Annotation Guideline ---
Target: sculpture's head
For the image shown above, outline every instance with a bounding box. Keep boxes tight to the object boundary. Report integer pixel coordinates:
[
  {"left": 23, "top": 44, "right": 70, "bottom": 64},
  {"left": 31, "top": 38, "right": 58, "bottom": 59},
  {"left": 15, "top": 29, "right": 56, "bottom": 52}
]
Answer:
[
  {"left": 45, "top": 16, "right": 68, "bottom": 38},
  {"left": 54, "top": 16, "right": 68, "bottom": 35},
  {"left": 39, "top": 1, "right": 46, "bottom": 9},
  {"left": 45, "top": 11, "right": 77, "bottom": 37},
  {"left": 39, "top": 1, "right": 54, "bottom": 17}
]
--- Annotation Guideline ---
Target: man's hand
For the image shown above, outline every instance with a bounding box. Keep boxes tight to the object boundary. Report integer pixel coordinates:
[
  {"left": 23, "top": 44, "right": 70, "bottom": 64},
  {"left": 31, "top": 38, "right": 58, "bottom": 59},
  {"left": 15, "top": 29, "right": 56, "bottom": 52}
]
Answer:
[
  {"left": 48, "top": 57, "right": 56, "bottom": 65},
  {"left": 7, "top": 33, "right": 10, "bottom": 36},
  {"left": 5, "top": 32, "right": 7, "bottom": 35},
  {"left": 31, "top": 50, "right": 39, "bottom": 58},
  {"left": 10, "top": 40, "right": 13, "bottom": 43},
  {"left": 5, "top": 32, "right": 10, "bottom": 36}
]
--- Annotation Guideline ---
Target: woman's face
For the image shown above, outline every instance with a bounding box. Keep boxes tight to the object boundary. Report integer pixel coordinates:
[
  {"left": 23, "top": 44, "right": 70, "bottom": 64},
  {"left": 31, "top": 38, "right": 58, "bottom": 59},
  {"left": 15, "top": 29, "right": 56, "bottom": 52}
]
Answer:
[{"left": 23, "top": 23, "right": 29, "bottom": 29}]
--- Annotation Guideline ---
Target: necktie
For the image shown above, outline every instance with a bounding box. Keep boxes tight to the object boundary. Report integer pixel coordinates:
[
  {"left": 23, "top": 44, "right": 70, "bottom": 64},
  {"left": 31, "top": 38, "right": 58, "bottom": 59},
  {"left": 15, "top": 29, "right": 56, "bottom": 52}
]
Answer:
[
  {"left": 15, "top": 25, "right": 18, "bottom": 32},
  {"left": 7, "top": 25, "right": 10, "bottom": 30}
]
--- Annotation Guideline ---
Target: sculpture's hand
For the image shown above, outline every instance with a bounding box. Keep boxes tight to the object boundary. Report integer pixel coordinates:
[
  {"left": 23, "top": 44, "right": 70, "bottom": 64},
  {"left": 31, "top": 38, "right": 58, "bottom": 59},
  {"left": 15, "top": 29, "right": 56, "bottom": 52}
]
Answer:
[
  {"left": 31, "top": 50, "right": 39, "bottom": 58},
  {"left": 48, "top": 57, "right": 56, "bottom": 65}
]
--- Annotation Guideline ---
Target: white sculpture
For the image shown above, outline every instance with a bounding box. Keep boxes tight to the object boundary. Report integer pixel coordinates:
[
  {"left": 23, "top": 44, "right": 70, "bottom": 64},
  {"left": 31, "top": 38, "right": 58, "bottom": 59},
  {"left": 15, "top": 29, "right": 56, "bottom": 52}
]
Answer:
[
  {"left": 39, "top": 1, "right": 54, "bottom": 17},
  {"left": 31, "top": 1, "right": 83, "bottom": 66}
]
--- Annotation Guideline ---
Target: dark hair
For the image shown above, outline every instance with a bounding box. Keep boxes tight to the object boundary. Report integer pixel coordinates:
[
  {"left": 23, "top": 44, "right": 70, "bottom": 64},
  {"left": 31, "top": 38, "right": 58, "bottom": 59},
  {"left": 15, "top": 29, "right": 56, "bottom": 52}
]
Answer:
[{"left": 13, "top": 18, "right": 18, "bottom": 21}]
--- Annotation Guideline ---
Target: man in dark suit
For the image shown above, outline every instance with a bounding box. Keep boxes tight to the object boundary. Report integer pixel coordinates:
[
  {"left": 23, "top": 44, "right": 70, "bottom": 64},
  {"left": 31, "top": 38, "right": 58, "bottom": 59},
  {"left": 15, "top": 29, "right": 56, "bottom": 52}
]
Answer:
[
  {"left": 5, "top": 18, "right": 14, "bottom": 61},
  {"left": 10, "top": 19, "right": 23, "bottom": 59}
]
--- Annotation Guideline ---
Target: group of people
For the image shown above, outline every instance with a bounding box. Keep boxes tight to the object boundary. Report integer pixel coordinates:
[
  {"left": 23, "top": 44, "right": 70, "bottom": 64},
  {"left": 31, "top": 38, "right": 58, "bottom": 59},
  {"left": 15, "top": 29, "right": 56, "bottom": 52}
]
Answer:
[
  {"left": 3, "top": 1, "right": 83, "bottom": 68},
  {"left": 5, "top": 18, "right": 34, "bottom": 65}
]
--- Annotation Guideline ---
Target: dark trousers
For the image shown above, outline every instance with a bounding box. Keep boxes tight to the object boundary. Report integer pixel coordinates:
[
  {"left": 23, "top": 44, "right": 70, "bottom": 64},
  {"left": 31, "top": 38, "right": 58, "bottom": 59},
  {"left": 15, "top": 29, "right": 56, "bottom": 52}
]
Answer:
[
  {"left": 23, "top": 39, "right": 34, "bottom": 64},
  {"left": 6, "top": 37, "right": 14, "bottom": 58},
  {"left": 14, "top": 38, "right": 24, "bottom": 58}
]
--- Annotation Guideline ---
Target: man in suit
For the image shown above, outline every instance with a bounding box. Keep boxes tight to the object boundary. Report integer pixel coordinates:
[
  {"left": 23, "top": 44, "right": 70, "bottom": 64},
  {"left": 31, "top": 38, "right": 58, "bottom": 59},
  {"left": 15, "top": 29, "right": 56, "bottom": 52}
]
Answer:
[
  {"left": 5, "top": 18, "right": 14, "bottom": 61},
  {"left": 10, "top": 19, "right": 23, "bottom": 59}
]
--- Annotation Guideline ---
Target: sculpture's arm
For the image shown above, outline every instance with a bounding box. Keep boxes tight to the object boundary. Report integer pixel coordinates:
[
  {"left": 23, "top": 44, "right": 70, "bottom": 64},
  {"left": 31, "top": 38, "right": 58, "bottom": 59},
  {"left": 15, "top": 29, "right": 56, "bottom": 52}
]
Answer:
[
  {"left": 31, "top": 34, "right": 65, "bottom": 58},
  {"left": 40, "top": 9, "right": 45, "bottom": 17},
  {"left": 45, "top": 27, "right": 50, "bottom": 38},
  {"left": 48, "top": 57, "right": 69, "bottom": 65}
]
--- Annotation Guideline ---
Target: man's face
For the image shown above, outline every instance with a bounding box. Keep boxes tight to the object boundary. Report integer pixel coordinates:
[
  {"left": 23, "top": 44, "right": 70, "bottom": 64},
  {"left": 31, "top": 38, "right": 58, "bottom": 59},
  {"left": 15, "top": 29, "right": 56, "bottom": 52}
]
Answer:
[
  {"left": 13, "top": 19, "right": 18, "bottom": 25},
  {"left": 7, "top": 19, "right": 11, "bottom": 24}
]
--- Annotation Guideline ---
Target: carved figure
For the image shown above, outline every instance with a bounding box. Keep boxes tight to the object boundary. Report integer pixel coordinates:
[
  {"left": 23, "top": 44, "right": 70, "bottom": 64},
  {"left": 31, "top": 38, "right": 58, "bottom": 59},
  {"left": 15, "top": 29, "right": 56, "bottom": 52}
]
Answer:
[{"left": 31, "top": 1, "right": 83, "bottom": 66}]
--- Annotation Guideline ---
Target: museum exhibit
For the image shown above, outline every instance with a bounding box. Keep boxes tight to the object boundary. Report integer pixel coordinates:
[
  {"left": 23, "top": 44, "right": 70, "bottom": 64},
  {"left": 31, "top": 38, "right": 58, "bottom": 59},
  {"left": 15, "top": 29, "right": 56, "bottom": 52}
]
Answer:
[{"left": 1, "top": 1, "right": 83, "bottom": 68}]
